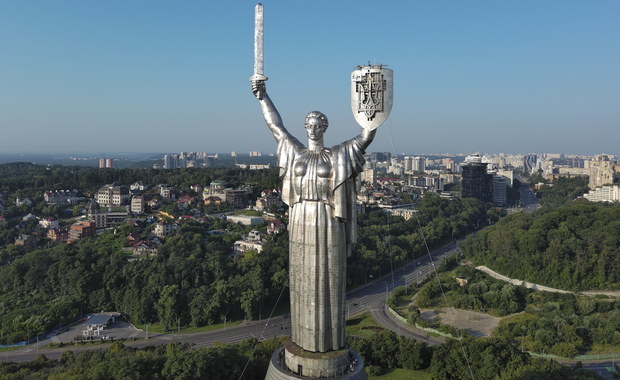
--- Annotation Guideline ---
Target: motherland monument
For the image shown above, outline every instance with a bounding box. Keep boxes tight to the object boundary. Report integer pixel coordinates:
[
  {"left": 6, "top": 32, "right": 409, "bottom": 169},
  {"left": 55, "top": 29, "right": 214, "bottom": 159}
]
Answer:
[{"left": 250, "top": 4, "right": 393, "bottom": 379}]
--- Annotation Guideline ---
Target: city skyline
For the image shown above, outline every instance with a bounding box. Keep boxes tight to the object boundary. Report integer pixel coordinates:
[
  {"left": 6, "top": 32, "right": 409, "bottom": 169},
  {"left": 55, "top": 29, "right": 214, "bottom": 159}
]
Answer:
[{"left": 1, "top": 1, "right": 618, "bottom": 156}]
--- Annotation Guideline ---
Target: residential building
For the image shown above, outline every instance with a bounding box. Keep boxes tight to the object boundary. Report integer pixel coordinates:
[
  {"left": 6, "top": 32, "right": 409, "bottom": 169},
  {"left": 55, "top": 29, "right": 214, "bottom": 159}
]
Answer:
[
  {"left": 413, "top": 157, "right": 426, "bottom": 173},
  {"left": 47, "top": 228, "right": 68, "bottom": 242},
  {"left": 585, "top": 154, "right": 616, "bottom": 189},
  {"left": 68, "top": 221, "right": 96, "bottom": 243},
  {"left": 255, "top": 190, "right": 283, "bottom": 211},
  {"left": 403, "top": 156, "right": 413, "bottom": 172},
  {"left": 159, "top": 185, "right": 175, "bottom": 200},
  {"left": 98, "top": 158, "right": 114, "bottom": 168},
  {"left": 209, "top": 180, "right": 227, "bottom": 195},
  {"left": 383, "top": 208, "right": 417, "bottom": 220},
  {"left": 361, "top": 164, "right": 376, "bottom": 185},
  {"left": 15, "top": 234, "right": 36, "bottom": 247},
  {"left": 154, "top": 222, "right": 177, "bottom": 238},
  {"left": 131, "top": 195, "right": 145, "bottom": 214},
  {"left": 96, "top": 184, "right": 130, "bottom": 207},
  {"left": 267, "top": 220, "right": 286, "bottom": 235},
  {"left": 204, "top": 196, "right": 223, "bottom": 205},
  {"left": 583, "top": 185, "right": 620, "bottom": 203},
  {"left": 163, "top": 154, "right": 178, "bottom": 169},
  {"left": 22, "top": 213, "right": 37, "bottom": 222},
  {"left": 233, "top": 230, "right": 264, "bottom": 256},
  {"left": 15, "top": 198, "right": 33, "bottom": 207},
  {"left": 125, "top": 240, "right": 159, "bottom": 257},
  {"left": 130, "top": 181, "right": 146, "bottom": 192},
  {"left": 226, "top": 189, "right": 249, "bottom": 209},
  {"left": 44, "top": 190, "right": 80, "bottom": 206},
  {"left": 39, "top": 217, "right": 59, "bottom": 229}
]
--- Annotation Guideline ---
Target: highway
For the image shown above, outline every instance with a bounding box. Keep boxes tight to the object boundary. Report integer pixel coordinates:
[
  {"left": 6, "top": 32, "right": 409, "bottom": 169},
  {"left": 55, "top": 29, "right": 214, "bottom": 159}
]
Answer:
[{"left": 515, "top": 175, "right": 541, "bottom": 212}]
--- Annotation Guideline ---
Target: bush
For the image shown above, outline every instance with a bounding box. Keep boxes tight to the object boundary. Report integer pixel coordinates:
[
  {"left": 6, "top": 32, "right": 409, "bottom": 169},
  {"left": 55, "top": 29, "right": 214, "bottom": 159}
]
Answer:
[{"left": 366, "top": 365, "right": 383, "bottom": 376}]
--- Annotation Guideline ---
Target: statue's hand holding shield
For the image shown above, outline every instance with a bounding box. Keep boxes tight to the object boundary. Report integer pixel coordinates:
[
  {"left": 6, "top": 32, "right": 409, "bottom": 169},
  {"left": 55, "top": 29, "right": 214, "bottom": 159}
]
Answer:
[{"left": 351, "top": 65, "right": 393, "bottom": 130}]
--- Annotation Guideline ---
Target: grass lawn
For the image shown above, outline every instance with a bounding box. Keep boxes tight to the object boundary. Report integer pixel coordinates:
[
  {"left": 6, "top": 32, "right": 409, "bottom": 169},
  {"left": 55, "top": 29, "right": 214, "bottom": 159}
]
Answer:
[
  {"left": 587, "top": 344, "right": 620, "bottom": 355},
  {"left": 0, "top": 346, "right": 23, "bottom": 352},
  {"left": 345, "top": 312, "right": 385, "bottom": 338},
  {"left": 369, "top": 368, "right": 432, "bottom": 380}
]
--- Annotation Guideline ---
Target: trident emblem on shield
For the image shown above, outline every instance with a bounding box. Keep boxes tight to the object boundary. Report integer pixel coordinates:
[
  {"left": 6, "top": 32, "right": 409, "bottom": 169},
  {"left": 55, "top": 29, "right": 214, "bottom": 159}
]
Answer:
[{"left": 351, "top": 64, "right": 393, "bottom": 131}]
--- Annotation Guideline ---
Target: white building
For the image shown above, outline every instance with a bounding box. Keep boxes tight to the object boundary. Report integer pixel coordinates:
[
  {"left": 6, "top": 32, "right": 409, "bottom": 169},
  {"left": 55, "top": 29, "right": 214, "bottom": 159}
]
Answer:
[
  {"left": 233, "top": 230, "right": 264, "bottom": 256},
  {"left": 130, "top": 181, "right": 146, "bottom": 192},
  {"left": 44, "top": 190, "right": 80, "bottom": 206},
  {"left": 39, "top": 218, "right": 59, "bottom": 229},
  {"left": 131, "top": 195, "right": 145, "bottom": 214},
  {"left": 154, "top": 222, "right": 177, "bottom": 238},
  {"left": 583, "top": 185, "right": 620, "bottom": 203},
  {"left": 413, "top": 157, "right": 426, "bottom": 173},
  {"left": 227, "top": 215, "right": 264, "bottom": 226},
  {"left": 96, "top": 185, "right": 130, "bottom": 207}
]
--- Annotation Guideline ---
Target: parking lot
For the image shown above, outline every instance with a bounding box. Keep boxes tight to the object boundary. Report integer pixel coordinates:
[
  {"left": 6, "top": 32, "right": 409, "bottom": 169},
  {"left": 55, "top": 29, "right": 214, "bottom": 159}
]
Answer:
[{"left": 41, "top": 317, "right": 145, "bottom": 346}]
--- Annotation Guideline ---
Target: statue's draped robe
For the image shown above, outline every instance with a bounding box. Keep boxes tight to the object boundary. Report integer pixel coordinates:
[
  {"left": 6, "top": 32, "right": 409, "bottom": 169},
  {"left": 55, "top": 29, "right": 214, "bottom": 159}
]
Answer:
[{"left": 276, "top": 132, "right": 366, "bottom": 352}]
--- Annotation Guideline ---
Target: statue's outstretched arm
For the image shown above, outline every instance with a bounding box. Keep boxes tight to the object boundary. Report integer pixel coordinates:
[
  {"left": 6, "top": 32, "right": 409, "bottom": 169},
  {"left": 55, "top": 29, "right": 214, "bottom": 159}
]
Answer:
[
  {"left": 252, "top": 80, "right": 288, "bottom": 142},
  {"left": 356, "top": 127, "right": 377, "bottom": 151}
]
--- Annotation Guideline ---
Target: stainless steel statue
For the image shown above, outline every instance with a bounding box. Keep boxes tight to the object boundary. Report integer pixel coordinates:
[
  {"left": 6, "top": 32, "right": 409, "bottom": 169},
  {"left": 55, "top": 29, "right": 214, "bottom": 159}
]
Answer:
[
  {"left": 252, "top": 4, "right": 393, "bottom": 378},
  {"left": 252, "top": 80, "right": 376, "bottom": 352}
]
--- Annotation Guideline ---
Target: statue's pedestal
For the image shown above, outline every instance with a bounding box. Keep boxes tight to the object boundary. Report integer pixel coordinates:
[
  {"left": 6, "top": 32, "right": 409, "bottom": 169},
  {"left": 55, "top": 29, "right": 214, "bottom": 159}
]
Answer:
[{"left": 265, "top": 339, "right": 367, "bottom": 379}]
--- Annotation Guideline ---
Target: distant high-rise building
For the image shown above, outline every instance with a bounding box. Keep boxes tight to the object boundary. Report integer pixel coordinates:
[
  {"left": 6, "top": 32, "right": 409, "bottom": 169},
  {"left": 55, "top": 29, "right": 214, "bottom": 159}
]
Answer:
[
  {"left": 492, "top": 175, "right": 508, "bottom": 206},
  {"left": 99, "top": 158, "right": 115, "bottom": 168},
  {"left": 585, "top": 154, "right": 616, "bottom": 189},
  {"left": 370, "top": 152, "right": 391, "bottom": 163},
  {"left": 442, "top": 158, "right": 455, "bottom": 172},
  {"left": 461, "top": 154, "right": 492, "bottom": 202},
  {"left": 413, "top": 157, "right": 426, "bottom": 173},
  {"left": 163, "top": 154, "right": 177, "bottom": 169},
  {"left": 404, "top": 156, "right": 413, "bottom": 172},
  {"left": 524, "top": 155, "right": 538, "bottom": 174}
]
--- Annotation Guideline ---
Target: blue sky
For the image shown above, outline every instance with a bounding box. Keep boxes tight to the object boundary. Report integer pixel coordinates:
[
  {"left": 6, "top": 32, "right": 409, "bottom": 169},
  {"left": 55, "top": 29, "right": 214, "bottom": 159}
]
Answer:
[{"left": 0, "top": 1, "right": 618, "bottom": 156}]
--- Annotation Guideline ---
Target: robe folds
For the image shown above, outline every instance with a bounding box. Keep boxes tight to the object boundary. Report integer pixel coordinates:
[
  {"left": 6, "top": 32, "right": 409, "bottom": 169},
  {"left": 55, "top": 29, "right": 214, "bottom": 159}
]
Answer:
[{"left": 276, "top": 132, "right": 366, "bottom": 352}]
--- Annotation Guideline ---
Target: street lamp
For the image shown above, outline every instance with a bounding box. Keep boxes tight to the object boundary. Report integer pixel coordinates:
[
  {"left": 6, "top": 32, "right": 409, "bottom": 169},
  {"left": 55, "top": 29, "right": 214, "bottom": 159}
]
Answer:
[{"left": 383, "top": 281, "right": 389, "bottom": 309}]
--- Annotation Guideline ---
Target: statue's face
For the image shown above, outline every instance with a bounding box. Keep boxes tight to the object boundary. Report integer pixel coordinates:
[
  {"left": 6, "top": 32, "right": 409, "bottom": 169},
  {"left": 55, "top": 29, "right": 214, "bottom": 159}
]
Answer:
[{"left": 305, "top": 117, "right": 327, "bottom": 141}]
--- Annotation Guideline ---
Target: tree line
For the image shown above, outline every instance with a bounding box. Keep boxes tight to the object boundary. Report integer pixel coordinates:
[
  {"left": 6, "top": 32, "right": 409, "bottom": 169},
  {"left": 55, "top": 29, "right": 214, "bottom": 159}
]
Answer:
[
  {"left": 0, "top": 334, "right": 604, "bottom": 380},
  {"left": 460, "top": 202, "right": 620, "bottom": 290}
]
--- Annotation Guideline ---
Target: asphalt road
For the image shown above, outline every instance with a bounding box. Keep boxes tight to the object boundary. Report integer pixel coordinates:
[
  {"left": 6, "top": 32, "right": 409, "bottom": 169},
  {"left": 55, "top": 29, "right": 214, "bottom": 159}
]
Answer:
[{"left": 519, "top": 181, "right": 541, "bottom": 212}]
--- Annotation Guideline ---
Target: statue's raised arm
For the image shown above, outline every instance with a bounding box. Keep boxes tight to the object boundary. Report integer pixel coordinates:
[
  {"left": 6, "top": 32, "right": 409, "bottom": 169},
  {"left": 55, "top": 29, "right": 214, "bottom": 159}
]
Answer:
[
  {"left": 251, "top": 80, "right": 289, "bottom": 143},
  {"left": 354, "top": 125, "right": 377, "bottom": 151}
]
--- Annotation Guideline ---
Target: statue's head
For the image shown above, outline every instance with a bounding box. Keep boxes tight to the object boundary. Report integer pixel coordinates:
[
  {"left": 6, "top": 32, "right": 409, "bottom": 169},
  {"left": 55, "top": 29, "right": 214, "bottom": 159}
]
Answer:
[{"left": 305, "top": 111, "right": 328, "bottom": 141}]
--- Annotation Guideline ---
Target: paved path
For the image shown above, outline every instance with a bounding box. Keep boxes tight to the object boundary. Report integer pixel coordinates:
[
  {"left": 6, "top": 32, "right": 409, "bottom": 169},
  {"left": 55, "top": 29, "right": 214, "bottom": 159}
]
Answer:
[{"left": 476, "top": 265, "right": 620, "bottom": 298}]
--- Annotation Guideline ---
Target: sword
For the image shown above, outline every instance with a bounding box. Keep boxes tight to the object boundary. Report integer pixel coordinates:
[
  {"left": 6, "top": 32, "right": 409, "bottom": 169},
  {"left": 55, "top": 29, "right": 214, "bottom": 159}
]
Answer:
[{"left": 250, "top": 3, "right": 268, "bottom": 82}]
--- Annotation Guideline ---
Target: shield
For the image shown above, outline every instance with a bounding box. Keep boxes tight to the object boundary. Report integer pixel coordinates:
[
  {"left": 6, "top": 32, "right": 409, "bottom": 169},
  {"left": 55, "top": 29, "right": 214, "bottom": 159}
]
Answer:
[{"left": 351, "top": 65, "right": 393, "bottom": 130}]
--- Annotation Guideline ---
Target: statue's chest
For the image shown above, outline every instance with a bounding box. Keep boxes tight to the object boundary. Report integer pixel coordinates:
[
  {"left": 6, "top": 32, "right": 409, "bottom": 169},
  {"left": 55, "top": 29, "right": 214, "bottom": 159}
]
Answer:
[{"left": 293, "top": 150, "right": 333, "bottom": 200}]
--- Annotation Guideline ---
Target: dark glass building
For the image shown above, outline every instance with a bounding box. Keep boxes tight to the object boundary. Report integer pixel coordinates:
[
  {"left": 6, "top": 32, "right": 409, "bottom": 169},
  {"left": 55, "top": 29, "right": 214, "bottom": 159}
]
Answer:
[{"left": 461, "top": 155, "right": 492, "bottom": 202}]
